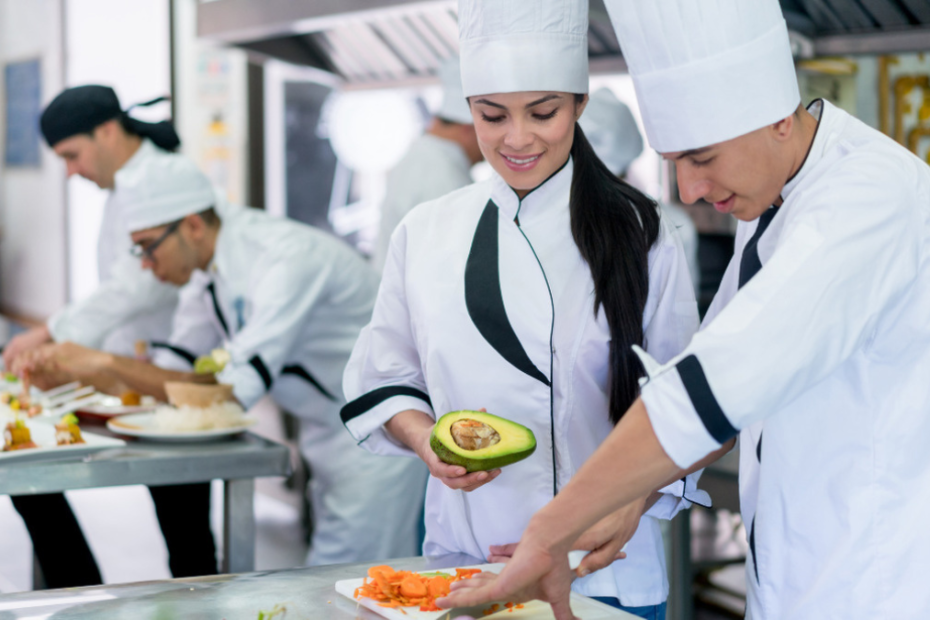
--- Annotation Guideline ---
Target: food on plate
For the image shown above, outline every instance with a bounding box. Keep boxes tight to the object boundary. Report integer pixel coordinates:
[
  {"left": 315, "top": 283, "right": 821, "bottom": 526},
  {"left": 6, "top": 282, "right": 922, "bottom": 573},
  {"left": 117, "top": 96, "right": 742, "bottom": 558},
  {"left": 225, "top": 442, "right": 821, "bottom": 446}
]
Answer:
[
  {"left": 3, "top": 372, "right": 17, "bottom": 383},
  {"left": 151, "top": 401, "right": 249, "bottom": 432},
  {"left": 55, "top": 413, "right": 85, "bottom": 446},
  {"left": 193, "top": 348, "right": 231, "bottom": 375},
  {"left": 4, "top": 418, "right": 37, "bottom": 451},
  {"left": 1, "top": 392, "right": 41, "bottom": 416},
  {"left": 354, "top": 565, "right": 481, "bottom": 612},
  {"left": 120, "top": 390, "right": 142, "bottom": 406},
  {"left": 256, "top": 604, "right": 287, "bottom": 619},
  {"left": 430, "top": 411, "right": 536, "bottom": 472},
  {"left": 164, "top": 381, "right": 234, "bottom": 408}
]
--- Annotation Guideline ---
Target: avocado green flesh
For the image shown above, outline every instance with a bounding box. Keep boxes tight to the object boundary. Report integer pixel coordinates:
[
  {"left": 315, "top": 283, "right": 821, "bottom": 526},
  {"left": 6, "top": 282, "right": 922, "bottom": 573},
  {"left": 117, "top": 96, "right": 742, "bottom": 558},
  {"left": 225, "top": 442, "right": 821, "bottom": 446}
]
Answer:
[{"left": 430, "top": 410, "right": 536, "bottom": 473}]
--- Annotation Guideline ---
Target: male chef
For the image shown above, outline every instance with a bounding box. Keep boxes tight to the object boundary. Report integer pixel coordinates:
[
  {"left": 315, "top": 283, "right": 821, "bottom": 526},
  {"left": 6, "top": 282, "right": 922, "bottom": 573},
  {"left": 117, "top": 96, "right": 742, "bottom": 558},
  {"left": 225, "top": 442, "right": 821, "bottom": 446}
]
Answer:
[
  {"left": 440, "top": 1, "right": 930, "bottom": 618},
  {"left": 25, "top": 154, "right": 428, "bottom": 565},
  {"left": 4, "top": 85, "right": 218, "bottom": 588}
]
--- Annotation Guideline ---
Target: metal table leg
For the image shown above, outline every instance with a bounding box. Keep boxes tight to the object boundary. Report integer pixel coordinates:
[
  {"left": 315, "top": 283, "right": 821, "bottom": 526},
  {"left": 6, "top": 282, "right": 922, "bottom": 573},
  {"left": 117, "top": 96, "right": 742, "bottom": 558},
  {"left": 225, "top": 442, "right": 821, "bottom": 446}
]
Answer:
[
  {"left": 223, "top": 478, "right": 255, "bottom": 574},
  {"left": 667, "top": 510, "right": 693, "bottom": 620}
]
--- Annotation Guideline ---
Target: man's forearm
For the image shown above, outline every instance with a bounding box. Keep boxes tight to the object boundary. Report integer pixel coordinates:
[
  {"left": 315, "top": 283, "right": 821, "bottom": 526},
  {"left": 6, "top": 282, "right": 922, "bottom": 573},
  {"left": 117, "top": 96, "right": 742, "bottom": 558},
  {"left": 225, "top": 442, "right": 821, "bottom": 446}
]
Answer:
[
  {"left": 528, "top": 398, "right": 686, "bottom": 552},
  {"left": 99, "top": 354, "right": 214, "bottom": 402}
]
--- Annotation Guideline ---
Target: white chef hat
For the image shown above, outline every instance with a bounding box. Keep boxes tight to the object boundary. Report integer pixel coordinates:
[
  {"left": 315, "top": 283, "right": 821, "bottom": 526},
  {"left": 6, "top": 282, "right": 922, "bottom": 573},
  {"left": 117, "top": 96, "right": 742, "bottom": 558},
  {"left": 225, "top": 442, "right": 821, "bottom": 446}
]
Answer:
[
  {"left": 605, "top": 0, "right": 800, "bottom": 153},
  {"left": 579, "top": 88, "right": 643, "bottom": 175},
  {"left": 117, "top": 154, "right": 216, "bottom": 233},
  {"left": 458, "top": 0, "right": 589, "bottom": 97},
  {"left": 436, "top": 56, "right": 473, "bottom": 124}
]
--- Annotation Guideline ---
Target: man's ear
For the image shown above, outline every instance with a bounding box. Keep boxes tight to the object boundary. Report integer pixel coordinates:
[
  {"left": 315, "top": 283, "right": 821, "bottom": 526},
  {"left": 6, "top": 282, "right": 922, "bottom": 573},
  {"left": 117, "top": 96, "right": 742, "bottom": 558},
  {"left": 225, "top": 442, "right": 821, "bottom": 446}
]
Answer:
[{"left": 772, "top": 113, "right": 795, "bottom": 143}]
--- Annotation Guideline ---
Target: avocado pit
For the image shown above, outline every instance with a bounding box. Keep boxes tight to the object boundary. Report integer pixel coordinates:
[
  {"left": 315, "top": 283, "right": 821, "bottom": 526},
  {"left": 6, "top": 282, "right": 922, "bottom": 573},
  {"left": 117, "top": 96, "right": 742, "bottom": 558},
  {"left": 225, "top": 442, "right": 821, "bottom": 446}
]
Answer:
[{"left": 450, "top": 418, "right": 501, "bottom": 450}]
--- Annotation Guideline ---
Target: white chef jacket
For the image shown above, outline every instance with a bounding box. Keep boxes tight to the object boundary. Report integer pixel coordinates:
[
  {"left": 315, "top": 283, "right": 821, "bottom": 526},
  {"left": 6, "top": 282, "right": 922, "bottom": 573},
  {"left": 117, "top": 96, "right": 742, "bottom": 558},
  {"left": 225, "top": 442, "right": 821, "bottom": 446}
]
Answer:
[
  {"left": 371, "top": 133, "right": 473, "bottom": 272},
  {"left": 48, "top": 139, "right": 179, "bottom": 356},
  {"left": 343, "top": 159, "right": 708, "bottom": 606},
  {"left": 153, "top": 205, "right": 428, "bottom": 565},
  {"left": 639, "top": 100, "right": 930, "bottom": 618}
]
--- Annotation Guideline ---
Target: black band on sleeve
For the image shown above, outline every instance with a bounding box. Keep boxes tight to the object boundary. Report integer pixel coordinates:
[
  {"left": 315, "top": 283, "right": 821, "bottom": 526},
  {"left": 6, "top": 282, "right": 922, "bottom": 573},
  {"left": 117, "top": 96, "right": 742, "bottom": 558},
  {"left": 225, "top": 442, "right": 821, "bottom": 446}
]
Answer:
[
  {"left": 149, "top": 341, "right": 197, "bottom": 365},
  {"left": 281, "top": 364, "right": 337, "bottom": 401},
  {"left": 248, "top": 355, "right": 273, "bottom": 391},
  {"left": 676, "top": 354, "right": 737, "bottom": 444},
  {"left": 340, "top": 386, "right": 432, "bottom": 424}
]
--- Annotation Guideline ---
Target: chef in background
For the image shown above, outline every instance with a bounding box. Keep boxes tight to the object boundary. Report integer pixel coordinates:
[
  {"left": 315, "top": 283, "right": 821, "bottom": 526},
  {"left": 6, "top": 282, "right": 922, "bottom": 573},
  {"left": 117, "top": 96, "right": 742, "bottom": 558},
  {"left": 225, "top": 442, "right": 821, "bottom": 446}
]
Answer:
[
  {"left": 3, "top": 85, "right": 218, "bottom": 588},
  {"left": 579, "top": 88, "right": 699, "bottom": 296},
  {"left": 24, "top": 155, "right": 428, "bottom": 566},
  {"left": 440, "top": 0, "right": 930, "bottom": 618},
  {"left": 371, "top": 56, "right": 482, "bottom": 272}
]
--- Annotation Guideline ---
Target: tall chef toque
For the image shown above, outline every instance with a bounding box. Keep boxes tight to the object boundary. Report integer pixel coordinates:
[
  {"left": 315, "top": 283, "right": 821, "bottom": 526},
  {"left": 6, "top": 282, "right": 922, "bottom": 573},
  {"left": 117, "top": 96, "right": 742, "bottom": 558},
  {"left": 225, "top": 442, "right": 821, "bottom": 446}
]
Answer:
[
  {"left": 40, "top": 85, "right": 181, "bottom": 152},
  {"left": 117, "top": 154, "right": 215, "bottom": 233},
  {"left": 604, "top": 0, "right": 800, "bottom": 153},
  {"left": 458, "top": 0, "right": 589, "bottom": 97}
]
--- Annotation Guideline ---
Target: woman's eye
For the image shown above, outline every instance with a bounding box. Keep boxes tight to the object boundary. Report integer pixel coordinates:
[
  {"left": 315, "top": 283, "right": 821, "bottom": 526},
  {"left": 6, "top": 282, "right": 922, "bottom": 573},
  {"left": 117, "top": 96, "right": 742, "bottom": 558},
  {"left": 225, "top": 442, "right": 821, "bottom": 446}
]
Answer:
[
  {"left": 480, "top": 112, "right": 505, "bottom": 123},
  {"left": 532, "top": 109, "right": 558, "bottom": 121}
]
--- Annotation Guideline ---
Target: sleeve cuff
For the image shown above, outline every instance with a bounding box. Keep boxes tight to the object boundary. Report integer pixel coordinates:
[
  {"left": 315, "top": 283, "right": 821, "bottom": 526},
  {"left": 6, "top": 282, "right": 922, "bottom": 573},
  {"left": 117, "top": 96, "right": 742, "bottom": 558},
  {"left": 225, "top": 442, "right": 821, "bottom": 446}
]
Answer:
[
  {"left": 641, "top": 362, "right": 726, "bottom": 469},
  {"left": 219, "top": 363, "right": 267, "bottom": 409},
  {"left": 341, "top": 389, "right": 434, "bottom": 458},
  {"left": 645, "top": 471, "right": 712, "bottom": 520}
]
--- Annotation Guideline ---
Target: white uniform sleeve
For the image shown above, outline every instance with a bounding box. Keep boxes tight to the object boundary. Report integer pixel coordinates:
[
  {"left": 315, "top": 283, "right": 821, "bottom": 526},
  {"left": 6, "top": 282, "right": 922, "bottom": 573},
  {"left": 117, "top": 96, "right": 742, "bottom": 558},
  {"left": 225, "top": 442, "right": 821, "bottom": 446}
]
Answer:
[
  {"left": 48, "top": 255, "right": 178, "bottom": 349},
  {"left": 640, "top": 217, "right": 711, "bottom": 518},
  {"left": 642, "top": 159, "right": 922, "bottom": 469},
  {"left": 151, "top": 274, "right": 222, "bottom": 371},
  {"left": 215, "top": 248, "right": 350, "bottom": 409},
  {"left": 342, "top": 223, "right": 434, "bottom": 457}
]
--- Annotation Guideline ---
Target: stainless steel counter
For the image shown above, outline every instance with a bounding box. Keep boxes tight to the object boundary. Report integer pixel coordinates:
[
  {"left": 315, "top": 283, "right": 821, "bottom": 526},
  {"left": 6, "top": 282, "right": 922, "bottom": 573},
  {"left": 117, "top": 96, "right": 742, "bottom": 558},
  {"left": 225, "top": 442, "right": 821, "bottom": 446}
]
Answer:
[
  {"left": 0, "top": 554, "right": 485, "bottom": 619},
  {"left": 0, "top": 429, "right": 291, "bottom": 574}
]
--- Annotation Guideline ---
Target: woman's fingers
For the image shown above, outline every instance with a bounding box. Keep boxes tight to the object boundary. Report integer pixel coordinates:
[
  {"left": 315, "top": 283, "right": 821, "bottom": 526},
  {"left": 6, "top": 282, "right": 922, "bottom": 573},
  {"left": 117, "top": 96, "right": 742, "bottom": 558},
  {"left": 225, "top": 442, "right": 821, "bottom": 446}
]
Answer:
[{"left": 489, "top": 543, "right": 519, "bottom": 558}]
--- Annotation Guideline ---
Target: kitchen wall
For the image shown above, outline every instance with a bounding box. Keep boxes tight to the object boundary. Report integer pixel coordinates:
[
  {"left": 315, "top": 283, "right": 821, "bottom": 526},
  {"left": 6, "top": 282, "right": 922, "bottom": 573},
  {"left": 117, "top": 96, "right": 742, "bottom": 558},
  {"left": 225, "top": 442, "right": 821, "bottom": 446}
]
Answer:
[{"left": 0, "top": 0, "right": 67, "bottom": 320}]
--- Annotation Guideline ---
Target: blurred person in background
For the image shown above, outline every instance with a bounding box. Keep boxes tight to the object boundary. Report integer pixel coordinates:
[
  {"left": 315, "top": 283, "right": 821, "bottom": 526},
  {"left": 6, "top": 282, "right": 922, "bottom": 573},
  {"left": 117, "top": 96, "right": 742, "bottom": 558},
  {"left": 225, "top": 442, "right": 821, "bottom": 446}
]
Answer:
[
  {"left": 371, "top": 56, "right": 483, "bottom": 272},
  {"left": 22, "top": 155, "right": 429, "bottom": 567},
  {"left": 2, "top": 86, "right": 219, "bottom": 588}
]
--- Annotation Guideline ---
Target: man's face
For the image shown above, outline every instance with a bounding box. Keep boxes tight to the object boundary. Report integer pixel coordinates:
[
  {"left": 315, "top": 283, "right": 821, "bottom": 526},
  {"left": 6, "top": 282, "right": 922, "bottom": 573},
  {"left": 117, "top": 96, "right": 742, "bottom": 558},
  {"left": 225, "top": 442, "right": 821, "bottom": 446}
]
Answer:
[
  {"left": 51, "top": 122, "right": 119, "bottom": 189},
  {"left": 664, "top": 124, "right": 789, "bottom": 222},
  {"left": 130, "top": 220, "right": 199, "bottom": 286}
]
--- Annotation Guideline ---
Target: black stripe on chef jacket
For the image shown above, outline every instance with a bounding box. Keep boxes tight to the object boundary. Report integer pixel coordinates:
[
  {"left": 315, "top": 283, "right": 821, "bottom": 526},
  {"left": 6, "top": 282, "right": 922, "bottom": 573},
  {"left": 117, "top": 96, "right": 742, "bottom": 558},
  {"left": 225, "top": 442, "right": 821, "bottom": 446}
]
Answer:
[{"left": 465, "top": 198, "right": 558, "bottom": 496}]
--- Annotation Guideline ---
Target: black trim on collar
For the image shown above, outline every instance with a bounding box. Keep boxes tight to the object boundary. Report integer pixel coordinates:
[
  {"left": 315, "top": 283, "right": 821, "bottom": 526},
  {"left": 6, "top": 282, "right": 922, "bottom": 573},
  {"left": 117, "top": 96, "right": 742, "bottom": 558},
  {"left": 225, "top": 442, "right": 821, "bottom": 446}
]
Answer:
[
  {"left": 282, "top": 364, "right": 337, "bottom": 401},
  {"left": 206, "top": 282, "right": 230, "bottom": 336},
  {"left": 340, "top": 386, "right": 432, "bottom": 424},
  {"left": 508, "top": 156, "right": 571, "bottom": 206},
  {"left": 149, "top": 341, "right": 197, "bottom": 365},
  {"left": 464, "top": 201, "right": 551, "bottom": 387},
  {"left": 756, "top": 432, "right": 763, "bottom": 462},
  {"left": 749, "top": 516, "right": 760, "bottom": 583},
  {"left": 249, "top": 355, "right": 273, "bottom": 391},
  {"left": 680, "top": 476, "right": 712, "bottom": 509},
  {"left": 676, "top": 354, "right": 736, "bottom": 444},
  {"left": 779, "top": 98, "right": 824, "bottom": 201}
]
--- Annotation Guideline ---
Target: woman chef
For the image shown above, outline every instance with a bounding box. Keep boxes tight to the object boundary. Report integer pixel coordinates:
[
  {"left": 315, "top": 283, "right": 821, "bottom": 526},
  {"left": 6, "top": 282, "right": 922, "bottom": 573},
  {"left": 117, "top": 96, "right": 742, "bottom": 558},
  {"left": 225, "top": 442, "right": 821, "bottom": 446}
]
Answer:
[
  {"left": 341, "top": 0, "right": 708, "bottom": 616},
  {"left": 441, "top": 0, "right": 930, "bottom": 619}
]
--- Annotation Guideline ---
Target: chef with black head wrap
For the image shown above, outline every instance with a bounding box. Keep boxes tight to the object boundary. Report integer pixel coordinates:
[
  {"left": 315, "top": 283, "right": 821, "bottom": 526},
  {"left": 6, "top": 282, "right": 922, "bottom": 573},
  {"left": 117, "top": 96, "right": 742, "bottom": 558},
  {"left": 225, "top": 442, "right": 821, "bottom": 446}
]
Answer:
[{"left": 4, "top": 85, "right": 218, "bottom": 588}]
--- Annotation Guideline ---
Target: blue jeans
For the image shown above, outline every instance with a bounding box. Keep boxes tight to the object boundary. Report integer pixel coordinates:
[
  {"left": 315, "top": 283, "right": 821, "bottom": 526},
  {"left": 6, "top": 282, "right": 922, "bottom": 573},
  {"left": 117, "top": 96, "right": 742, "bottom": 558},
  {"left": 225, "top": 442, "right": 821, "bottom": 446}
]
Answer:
[{"left": 591, "top": 597, "right": 667, "bottom": 620}]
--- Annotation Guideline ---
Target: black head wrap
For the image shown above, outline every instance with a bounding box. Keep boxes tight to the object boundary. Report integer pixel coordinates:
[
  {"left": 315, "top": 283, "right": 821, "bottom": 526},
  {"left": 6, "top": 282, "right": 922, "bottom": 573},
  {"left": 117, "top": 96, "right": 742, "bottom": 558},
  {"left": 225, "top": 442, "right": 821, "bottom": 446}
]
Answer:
[{"left": 40, "top": 85, "right": 181, "bottom": 152}]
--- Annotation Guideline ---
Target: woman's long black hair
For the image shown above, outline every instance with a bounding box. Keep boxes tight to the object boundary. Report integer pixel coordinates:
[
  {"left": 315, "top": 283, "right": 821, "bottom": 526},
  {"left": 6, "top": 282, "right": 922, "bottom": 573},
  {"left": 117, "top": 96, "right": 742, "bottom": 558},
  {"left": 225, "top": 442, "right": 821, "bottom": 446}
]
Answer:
[{"left": 569, "top": 95, "right": 660, "bottom": 424}]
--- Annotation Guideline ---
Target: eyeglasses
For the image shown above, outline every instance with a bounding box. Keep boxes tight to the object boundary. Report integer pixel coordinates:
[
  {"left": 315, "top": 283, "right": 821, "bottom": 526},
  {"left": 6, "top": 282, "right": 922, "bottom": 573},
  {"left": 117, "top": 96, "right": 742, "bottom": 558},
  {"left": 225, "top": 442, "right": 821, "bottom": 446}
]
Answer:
[{"left": 129, "top": 220, "right": 182, "bottom": 261}]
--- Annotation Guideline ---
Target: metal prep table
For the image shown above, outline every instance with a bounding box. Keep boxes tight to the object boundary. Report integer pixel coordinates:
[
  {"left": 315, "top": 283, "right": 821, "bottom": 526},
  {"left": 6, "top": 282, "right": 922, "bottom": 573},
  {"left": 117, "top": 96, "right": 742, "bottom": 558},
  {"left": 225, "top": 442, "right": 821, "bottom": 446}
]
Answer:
[
  {"left": 0, "top": 430, "right": 291, "bottom": 575},
  {"left": 0, "top": 554, "right": 486, "bottom": 619}
]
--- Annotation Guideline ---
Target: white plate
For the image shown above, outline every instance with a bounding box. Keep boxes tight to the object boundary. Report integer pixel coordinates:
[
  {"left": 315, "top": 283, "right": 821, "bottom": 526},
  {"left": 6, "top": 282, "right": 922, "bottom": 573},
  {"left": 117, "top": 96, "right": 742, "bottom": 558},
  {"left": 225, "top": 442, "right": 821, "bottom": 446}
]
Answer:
[
  {"left": 76, "top": 395, "right": 158, "bottom": 419},
  {"left": 107, "top": 412, "right": 256, "bottom": 442},
  {"left": 0, "top": 418, "right": 126, "bottom": 464},
  {"left": 334, "top": 563, "right": 635, "bottom": 620}
]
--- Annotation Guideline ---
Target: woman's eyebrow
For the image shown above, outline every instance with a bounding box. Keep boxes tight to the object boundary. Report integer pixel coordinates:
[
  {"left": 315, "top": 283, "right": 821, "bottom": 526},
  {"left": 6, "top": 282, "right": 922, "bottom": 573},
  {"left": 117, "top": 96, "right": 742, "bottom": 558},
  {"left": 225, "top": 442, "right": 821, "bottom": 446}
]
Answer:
[
  {"left": 473, "top": 98, "right": 505, "bottom": 109},
  {"left": 525, "top": 94, "right": 560, "bottom": 108}
]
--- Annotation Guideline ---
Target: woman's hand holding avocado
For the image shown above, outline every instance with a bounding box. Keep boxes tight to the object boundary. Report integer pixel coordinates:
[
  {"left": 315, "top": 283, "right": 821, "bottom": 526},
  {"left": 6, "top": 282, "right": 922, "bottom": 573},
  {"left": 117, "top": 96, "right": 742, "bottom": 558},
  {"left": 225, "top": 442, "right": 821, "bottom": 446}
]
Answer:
[{"left": 386, "top": 408, "right": 502, "bottom": 492}]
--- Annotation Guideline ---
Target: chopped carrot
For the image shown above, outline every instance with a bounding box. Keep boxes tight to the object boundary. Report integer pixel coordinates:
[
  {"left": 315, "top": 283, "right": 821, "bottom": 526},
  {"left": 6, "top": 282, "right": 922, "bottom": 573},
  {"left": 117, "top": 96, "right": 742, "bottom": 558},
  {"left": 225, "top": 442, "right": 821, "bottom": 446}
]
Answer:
[{"left": 354, "top": 564, "right": 482, "bottom": 612}]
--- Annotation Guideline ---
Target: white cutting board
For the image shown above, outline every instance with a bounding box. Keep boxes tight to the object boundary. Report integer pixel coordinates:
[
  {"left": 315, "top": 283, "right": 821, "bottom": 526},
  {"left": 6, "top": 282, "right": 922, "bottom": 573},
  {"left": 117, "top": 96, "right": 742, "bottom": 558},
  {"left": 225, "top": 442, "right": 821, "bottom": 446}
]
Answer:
[{"left": 335, "top": 563, "right": 636, "bottom": 619}]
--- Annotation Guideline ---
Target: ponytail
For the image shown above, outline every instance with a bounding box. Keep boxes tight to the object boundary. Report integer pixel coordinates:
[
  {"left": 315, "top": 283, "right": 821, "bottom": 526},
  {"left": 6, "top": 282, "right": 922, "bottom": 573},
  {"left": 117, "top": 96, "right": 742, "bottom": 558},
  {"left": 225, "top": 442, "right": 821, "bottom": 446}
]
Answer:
[{"left": 569, "top": 114, "right": 660, "bottom": 424}]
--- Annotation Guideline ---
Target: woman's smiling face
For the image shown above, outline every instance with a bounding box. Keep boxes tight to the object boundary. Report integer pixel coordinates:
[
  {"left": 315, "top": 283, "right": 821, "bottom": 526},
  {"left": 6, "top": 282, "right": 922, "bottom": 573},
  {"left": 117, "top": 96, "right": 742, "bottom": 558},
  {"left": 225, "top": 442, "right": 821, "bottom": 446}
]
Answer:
[{"left": 469, "top": 92, "right": 586, "bottom": 197}]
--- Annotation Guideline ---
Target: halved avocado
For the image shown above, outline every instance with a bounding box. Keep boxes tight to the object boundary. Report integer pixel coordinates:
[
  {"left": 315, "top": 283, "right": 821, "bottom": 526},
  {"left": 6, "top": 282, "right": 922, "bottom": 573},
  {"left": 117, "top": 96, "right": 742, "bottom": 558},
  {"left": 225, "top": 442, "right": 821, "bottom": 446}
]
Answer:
[{"left": 430, "top": 410, "right": 536, "bottom": 472}]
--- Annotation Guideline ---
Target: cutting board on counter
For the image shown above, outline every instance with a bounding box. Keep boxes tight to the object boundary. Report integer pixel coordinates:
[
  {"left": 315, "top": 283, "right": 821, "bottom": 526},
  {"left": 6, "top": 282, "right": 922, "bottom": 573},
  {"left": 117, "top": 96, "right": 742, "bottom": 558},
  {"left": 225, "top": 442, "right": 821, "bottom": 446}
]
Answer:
[{"left": 334, "top": 563, "right": 636, "bottom": 619}]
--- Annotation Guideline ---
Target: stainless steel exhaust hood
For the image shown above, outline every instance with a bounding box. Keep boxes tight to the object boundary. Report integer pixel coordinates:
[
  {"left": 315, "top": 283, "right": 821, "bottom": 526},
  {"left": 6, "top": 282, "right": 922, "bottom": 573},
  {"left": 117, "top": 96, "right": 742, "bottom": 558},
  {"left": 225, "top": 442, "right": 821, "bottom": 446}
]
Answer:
[{"left": 198, "top": 0, "right": 930, "bottom": 88}]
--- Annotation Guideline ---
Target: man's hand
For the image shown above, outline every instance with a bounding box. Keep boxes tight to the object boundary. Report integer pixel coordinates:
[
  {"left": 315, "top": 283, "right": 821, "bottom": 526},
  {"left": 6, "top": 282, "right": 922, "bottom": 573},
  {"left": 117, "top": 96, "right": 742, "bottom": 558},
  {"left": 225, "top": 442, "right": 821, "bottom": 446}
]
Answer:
[
  {"left": 438, "top": 533, "right": 579, "bottom": 620},
  {"left": 572, "top": 496, "right": 648, "bottom": 577},
  {"left": 13, "top": 342, "right": 113, "bottom": 390},
  {"left": 2, "top": 326, "right": 52, "bottom": 371}
]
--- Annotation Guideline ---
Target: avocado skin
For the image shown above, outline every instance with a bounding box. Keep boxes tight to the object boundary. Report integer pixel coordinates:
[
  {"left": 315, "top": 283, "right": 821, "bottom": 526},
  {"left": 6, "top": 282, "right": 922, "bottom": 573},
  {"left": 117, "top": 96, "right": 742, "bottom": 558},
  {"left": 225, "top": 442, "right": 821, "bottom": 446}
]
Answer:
[{"left": 430, "top": 410, "right": 536, "bottom": 473}]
